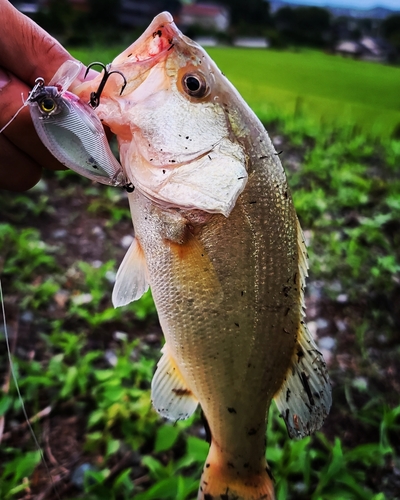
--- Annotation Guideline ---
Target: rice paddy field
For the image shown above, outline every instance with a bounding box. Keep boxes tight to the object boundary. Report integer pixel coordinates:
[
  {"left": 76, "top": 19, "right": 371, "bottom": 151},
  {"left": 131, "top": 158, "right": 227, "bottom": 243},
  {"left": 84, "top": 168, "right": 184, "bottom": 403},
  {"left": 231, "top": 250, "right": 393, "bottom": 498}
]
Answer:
[
  {"left": 208, "top": 48, "right": 400, "bottom": 139},
  {"left": 0, "top": 45, "right": 399, "bottom": 499},
  {"left": 70, "top": 45, "right": 400, "bottom": 139}
]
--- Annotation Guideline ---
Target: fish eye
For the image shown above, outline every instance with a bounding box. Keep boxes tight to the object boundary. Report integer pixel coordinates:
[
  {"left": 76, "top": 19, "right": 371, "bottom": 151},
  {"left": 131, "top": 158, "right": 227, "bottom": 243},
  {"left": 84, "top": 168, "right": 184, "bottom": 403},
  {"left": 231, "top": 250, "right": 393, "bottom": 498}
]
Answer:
[
  {"left": 39, "top": 97, "right": 57, "bottom": 113},
  {"left": 182, "top": 72, "right": 209, "bottom": 98}
]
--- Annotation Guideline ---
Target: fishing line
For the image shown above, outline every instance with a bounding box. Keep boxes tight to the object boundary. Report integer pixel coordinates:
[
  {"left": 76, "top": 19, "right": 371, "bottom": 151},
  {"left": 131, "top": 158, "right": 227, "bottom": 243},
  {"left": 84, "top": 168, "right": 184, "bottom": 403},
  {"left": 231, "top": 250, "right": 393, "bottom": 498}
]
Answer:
[
  {"left": 0, "top": 278, "right": 61, "bottom": 499},
  {"left": 0, "top": 95, "right": 26, "bottom": 134}
]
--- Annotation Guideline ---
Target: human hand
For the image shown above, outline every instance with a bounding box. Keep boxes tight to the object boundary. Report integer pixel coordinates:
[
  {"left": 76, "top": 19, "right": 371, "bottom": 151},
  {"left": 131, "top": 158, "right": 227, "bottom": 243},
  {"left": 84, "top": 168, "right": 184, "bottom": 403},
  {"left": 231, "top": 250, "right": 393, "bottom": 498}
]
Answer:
[{"left": 0, "top": 0, "right": 91, "bottom": 191}]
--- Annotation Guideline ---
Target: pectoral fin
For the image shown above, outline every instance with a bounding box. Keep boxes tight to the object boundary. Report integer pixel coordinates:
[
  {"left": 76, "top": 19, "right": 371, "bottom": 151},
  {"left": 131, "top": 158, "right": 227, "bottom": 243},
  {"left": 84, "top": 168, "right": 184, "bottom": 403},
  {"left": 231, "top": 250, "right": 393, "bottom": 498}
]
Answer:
[
  {"left": 152, "top": 344, "right": 198, "bottom": 421},
  {"left": 112, "top": 237, "right": 149, "bottom": 307}
]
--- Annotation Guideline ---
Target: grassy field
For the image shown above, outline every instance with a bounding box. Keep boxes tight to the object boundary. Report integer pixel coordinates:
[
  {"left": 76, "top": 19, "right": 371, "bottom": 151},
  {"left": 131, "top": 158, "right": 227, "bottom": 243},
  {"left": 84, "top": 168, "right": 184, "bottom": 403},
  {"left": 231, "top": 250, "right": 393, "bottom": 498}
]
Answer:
[
  {"left": 208, "top": 48, "right": 400, "bottom": 138},
  {"left": 70, "top": 45, "right": 400, "bottom": 138}
]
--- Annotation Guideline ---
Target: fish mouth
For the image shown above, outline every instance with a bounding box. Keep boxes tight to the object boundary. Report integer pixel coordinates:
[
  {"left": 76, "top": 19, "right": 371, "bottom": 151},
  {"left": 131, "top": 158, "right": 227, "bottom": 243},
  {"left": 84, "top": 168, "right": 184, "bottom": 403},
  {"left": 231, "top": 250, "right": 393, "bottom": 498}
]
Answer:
[
  {"left": 76, "top": 12, "right": 201, "bottom": 104},
  {"left": 114, "top": 12, "right": 178, "bottom": 64},
  {"left": 99, "top": 12, "right": 184, "bottom": 97},
  {"left": 73, "top": 13, "right": 181, "bottom": 102}
]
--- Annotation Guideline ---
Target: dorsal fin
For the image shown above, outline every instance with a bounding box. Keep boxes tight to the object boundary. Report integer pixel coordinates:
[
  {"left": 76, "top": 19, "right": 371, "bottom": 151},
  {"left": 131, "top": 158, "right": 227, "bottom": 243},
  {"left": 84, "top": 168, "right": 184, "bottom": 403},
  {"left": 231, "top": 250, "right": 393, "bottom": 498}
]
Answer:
[
  {"left": 274, "top": 322, "right": 331, "bottom": 438},
  {"left": 152, "top": 344, "right": 198, "bottom": 421},
  {"left": 112, "top": 237, "right": 149, "bottom": 307},
  {"left": 274, "top": 218, "right": 331, "bottom": 438}
]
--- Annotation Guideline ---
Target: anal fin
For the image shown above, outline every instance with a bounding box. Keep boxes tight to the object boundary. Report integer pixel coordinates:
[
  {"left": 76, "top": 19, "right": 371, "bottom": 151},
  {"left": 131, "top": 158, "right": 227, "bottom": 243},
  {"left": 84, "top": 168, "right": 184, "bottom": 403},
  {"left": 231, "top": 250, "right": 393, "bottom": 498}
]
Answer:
[
  {"left": 152, "top": 344, "right": 198, "bottom": 421},
  {"left": 112, "top": 237, "right": 149, "bottom": 307}
]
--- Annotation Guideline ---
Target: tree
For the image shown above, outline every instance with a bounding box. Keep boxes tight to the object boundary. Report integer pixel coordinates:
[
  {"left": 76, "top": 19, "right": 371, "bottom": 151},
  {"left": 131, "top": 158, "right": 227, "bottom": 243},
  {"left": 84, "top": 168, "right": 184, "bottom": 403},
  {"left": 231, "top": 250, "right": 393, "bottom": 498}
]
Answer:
[
  {"left": 381, "top": 14, "right": 400, "bottom": 52},
  {"left": 275, "top": 5, "right": 331, "bottom": 48},
  {"left": 218, "top": 0, "right": 272, "bottom": 31},
  {"left": 88, "top": 0, "right": 121, "bottom": 27}
]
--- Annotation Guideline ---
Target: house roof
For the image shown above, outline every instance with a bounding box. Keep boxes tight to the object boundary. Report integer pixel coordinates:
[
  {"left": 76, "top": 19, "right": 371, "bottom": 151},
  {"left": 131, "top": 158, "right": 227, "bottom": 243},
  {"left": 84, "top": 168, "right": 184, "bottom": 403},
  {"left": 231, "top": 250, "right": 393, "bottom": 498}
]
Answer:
[
  {"left": 335, "top": 37, "right": 393, "bottom": 60},
  {"left": 335, "top": 41, "right": 362, "bottom": 54},
  {"left": 181, "top": 3, "right": 228, "bottom": 17}
]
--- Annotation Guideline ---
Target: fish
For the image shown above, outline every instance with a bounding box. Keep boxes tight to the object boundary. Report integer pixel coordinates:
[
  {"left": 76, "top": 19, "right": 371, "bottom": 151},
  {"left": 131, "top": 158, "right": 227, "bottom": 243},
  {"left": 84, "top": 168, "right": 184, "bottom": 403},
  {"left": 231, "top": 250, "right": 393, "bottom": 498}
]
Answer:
[{"left": 75, "top": 12, "right": 331, "bottom": 500}]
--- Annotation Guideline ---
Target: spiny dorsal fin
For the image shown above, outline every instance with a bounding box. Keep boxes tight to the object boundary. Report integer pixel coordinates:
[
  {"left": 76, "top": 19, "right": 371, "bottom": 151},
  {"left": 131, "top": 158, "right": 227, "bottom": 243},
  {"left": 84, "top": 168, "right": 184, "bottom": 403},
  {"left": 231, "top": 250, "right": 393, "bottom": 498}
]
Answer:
[
  {"left": 296, "top": 217, "right": 309, "bottom": 292},
  {"left": 152, "top": 344, "right": 198, "bottom": 421},
  {"left": 112, "top": 237, "right": 149, "bottom": 307},
  {"left": 274, "top": 218, "right": 331, "bottom": 438}
]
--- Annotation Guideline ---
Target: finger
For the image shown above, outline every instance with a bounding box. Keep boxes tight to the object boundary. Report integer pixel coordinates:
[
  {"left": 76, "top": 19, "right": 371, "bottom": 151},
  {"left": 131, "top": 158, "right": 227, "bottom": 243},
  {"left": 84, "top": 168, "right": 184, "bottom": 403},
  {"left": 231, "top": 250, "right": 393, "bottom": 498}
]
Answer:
[
  {"left": 0, "top": 69, "right": 67, "bottom": 174},
  {"left": 0, "top": 134, "right": 41, "bottom": 191},
  {"left": 0, "top": 1, "right": 74, "bottom": 85},
  {"left": 0, "top": 1, "right": 98, "bottom": 90}
]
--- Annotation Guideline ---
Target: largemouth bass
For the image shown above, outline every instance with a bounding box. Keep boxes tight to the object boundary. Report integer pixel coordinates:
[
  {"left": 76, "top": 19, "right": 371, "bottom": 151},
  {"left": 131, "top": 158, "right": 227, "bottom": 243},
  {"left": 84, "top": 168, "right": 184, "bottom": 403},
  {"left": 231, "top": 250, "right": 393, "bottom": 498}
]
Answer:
[{"left": 77, "top": 12, "right": 331, "bottom": 500}]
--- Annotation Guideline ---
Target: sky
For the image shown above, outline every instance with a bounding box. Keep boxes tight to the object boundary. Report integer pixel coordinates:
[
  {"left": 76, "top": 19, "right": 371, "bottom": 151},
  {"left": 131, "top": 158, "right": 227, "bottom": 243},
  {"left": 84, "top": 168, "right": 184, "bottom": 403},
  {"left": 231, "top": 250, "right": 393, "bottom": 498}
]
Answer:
[{"left": 284, "top": 0, "right": 400, "bottom": 9}]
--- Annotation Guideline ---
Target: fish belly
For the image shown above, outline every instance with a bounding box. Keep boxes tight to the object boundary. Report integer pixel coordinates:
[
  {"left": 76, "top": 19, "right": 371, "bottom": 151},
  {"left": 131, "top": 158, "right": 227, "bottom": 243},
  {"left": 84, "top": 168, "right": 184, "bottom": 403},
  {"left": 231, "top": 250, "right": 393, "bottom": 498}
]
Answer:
[{"left": 129, "top": 157, "right": 300, "bottom": 481}]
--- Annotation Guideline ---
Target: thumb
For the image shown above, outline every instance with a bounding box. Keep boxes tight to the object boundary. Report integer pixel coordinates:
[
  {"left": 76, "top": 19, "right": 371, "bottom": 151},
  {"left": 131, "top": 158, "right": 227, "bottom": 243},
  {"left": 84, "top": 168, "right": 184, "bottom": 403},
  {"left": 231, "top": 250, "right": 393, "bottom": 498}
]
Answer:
[{"left": 0, "top": 0, "right": 87, "bottom": 86}]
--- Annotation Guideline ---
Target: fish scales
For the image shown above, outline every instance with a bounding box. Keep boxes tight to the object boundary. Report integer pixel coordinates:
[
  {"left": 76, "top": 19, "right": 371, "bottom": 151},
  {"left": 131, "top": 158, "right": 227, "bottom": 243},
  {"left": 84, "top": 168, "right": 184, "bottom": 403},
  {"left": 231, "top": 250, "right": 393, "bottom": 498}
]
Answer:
[
  {"left": 75, "top": 11, "right": 331, "bottom": 500},
  {"left": 130, "top": 148, "right": 298, "bottom": 440}
]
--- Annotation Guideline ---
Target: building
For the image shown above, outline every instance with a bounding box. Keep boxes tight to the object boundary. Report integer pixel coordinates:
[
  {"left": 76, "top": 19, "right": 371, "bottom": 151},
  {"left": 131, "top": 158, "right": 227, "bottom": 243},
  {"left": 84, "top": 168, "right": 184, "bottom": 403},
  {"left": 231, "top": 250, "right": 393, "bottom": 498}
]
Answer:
[
  {"left": 335, "top": 36, "right": 394, "bottom": 62},
  {"left": 180, "top": 3, "right": 229, "bottom": 32},
  {"left": 118, "top": 0, "right": 182, "bottom": 27}
]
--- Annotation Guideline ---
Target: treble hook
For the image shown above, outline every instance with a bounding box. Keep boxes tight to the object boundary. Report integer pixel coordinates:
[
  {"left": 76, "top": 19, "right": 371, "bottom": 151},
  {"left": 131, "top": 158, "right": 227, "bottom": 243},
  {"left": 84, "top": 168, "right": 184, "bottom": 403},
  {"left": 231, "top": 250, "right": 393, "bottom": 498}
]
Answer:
[{"left": 85, "top": 62, "right": 127, "bottom": 108}]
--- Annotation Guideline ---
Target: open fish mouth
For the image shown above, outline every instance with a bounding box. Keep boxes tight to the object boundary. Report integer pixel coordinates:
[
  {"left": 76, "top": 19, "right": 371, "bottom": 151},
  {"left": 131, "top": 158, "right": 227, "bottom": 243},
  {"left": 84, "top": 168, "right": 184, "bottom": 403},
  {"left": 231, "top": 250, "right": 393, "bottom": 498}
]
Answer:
[
  {"left": 73, "top": 12, "right": 182, "bottom": 101},
  {"left": 100, "top": 12, "right": 185, "bottom": 97},
  {"left": 92, "top": 11, "right": 205, "bottom": 100},
  {"left": 114, "top": 12, "right": 177, "bottom": 64}
]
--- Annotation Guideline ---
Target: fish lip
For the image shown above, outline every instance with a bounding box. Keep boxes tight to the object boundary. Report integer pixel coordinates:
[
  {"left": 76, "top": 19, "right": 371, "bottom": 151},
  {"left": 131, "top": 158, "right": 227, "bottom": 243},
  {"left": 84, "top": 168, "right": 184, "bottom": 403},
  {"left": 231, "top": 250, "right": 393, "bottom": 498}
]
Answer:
[
  {"left": 151, "top": 11, "right": 174, "bottom": 27},
  {"left": 149, "top": 11, "right": 174, "bottom": 28},
  {"left": 90, "top": 11, "right": 204, "bottom": 101},
  {"left": 112, "top": 11, "right": 178, "bottom": 66},
  {"left": 101, "top": 12, "right": 182, "bottom": 97}
]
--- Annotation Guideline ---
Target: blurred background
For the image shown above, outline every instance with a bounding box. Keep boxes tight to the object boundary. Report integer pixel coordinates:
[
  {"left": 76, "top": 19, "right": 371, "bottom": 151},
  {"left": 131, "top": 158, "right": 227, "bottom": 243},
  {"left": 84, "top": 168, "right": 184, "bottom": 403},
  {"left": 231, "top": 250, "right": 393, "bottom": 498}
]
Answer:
[
  {"left": 9, "top": 0, "right": 400, "bottom": 136},
  {"left": 1, "top": 1, "right": 400, "bottom": 499}
]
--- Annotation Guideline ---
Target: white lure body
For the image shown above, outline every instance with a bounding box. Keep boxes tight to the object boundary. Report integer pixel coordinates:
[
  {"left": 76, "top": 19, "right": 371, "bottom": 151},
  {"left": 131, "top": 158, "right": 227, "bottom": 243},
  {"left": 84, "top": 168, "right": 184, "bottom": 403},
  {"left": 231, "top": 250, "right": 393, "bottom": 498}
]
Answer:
[{"left": 27, "top": 60, "right": 128, "bottom": 188}]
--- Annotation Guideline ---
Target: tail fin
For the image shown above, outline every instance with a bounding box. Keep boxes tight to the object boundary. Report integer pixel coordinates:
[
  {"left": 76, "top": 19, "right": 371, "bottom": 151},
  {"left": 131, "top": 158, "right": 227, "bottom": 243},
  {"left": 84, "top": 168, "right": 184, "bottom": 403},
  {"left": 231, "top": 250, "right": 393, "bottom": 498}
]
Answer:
[{"left": 198, "top": 441, "right": 275, "bottom": 500}]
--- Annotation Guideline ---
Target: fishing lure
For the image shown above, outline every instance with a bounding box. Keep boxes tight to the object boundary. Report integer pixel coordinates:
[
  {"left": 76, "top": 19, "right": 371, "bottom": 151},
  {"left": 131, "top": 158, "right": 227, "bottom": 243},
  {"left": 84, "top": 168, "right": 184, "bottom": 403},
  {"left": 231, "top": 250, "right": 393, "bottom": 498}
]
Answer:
[
  {"left": 26, "top": 60, "right": 133, "bottom": 191},
  {"left": 84, "top": 61, "right": 127, "bottom": 109}
]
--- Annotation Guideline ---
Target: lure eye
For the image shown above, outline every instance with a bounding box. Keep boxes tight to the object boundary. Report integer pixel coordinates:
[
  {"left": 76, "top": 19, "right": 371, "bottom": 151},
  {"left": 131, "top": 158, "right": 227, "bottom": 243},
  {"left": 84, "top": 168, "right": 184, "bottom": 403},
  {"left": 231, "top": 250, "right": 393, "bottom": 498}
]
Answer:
[
  {"left": 39, "top": 97, "right": 57, "bottom": 114},
  {"left": 182, "top": 72, "right": 209, "bottom": 98}
]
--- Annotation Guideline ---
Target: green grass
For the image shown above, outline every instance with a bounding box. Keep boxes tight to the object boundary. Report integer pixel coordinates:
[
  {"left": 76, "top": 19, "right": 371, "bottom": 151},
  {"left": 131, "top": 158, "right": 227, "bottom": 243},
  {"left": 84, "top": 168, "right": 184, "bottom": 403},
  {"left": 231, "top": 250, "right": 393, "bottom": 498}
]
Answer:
[
  {"left": 208, "top": 48, "right": 400, "bottom": 138},
  {"left": 1, "top": 119, "right": 399, "bottom": 499},
  {"left": 70, "top": 45, "right": 400, "bottom": 138}
]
